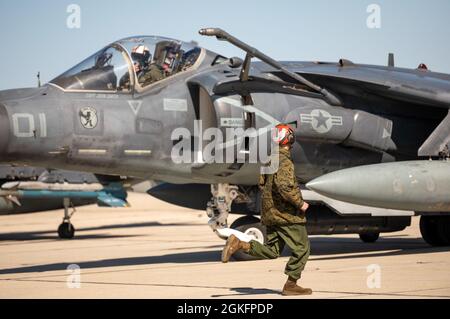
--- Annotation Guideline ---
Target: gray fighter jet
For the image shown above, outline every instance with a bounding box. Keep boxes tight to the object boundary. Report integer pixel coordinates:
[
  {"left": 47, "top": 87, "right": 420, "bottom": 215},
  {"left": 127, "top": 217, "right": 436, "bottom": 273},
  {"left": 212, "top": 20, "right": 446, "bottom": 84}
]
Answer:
[
  {"left": 1, "top": 29, "right": 449, "bottom": 257},
  {"left": 0, "top": 165, "right": 130, "bottom": 238}
]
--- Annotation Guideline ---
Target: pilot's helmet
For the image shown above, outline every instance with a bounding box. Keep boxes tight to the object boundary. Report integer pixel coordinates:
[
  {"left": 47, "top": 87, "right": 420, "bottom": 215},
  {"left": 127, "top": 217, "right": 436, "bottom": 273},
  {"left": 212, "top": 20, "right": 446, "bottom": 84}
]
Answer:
[
  {"left": 162, "top": 43, "right": 181, "bottom": 69},
  {"left": 163, "top": 51, "right": 176, "bottom": 69},
  {"left": 131, "top": 45, "right": 151, "bottom": 66},
  {"left": 273, "top": 124, "right": 295, "bottom": 146}
]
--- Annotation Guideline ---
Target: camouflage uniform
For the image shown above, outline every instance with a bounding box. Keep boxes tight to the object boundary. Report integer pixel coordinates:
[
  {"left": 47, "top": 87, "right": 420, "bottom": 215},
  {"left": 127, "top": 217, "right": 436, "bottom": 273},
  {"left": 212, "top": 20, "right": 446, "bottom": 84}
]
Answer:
[
  {"left": 138, "top": 64, "right": 166, "bottom": 87},
  {"left": 248, "top": 147, "right": 310, "bottom": 280}
]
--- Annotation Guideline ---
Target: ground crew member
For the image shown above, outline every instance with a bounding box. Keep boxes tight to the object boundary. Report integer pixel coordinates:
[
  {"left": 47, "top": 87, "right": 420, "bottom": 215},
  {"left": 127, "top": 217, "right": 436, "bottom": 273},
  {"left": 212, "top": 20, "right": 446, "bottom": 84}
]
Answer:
[{"left": 222, "top": 124, "right": 312, "bottom": 296}]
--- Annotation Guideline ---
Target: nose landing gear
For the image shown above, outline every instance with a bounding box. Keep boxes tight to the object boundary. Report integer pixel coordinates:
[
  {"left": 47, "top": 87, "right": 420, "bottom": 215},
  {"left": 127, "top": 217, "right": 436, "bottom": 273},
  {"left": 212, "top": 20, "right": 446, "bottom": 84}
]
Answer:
[{"left": 206, "top": 184, "right": 238, "bottom": 235}]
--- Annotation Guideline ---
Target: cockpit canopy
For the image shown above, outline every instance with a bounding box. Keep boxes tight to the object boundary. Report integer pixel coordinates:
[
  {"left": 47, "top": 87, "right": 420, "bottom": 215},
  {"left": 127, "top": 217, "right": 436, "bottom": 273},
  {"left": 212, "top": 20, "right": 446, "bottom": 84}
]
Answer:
[{"left": 50, "top": 36, "right": 202, "bottom": 92}]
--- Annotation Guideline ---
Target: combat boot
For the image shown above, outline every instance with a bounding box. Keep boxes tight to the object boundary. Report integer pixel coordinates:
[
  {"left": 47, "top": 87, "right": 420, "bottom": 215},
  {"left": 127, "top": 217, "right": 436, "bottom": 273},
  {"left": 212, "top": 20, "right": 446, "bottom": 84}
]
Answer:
[
  {"left": 221, "top": 235, "right": 251, "bottom": 263},
  {"left": 282, "top": 277, "right": 312, "bottom": 296}
]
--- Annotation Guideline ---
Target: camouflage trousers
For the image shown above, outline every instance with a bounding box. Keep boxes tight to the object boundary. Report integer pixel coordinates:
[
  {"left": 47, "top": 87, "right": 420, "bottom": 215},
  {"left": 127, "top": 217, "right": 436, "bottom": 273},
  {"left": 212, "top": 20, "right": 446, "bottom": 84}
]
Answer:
[{"left": 248, "top": 224, "right": 310, "bottom": 281}]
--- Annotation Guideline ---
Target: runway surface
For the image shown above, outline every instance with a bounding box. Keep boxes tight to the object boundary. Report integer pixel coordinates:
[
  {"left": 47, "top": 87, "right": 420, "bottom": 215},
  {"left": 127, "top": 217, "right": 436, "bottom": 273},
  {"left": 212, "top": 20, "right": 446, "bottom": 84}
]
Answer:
[{"left": 0, "top": 192, "right": 449, "bottom": 299}]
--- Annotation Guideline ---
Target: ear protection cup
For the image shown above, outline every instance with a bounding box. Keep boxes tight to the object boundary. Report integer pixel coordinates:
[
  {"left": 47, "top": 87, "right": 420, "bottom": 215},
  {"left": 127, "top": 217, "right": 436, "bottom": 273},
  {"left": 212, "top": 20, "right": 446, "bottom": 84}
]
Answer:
[
  {"left": 287, "top": 130, "right": 295, "bottom": 145},
  {"left": 274, "top": 124, "right": 296, "bottom": 146}
]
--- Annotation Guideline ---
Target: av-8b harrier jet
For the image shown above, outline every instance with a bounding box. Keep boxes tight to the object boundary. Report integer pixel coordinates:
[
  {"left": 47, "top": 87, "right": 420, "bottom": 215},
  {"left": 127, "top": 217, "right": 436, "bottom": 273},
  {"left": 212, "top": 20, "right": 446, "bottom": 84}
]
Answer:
[{"left": 0, "top": 28, "right": 449, "bottom": 258}]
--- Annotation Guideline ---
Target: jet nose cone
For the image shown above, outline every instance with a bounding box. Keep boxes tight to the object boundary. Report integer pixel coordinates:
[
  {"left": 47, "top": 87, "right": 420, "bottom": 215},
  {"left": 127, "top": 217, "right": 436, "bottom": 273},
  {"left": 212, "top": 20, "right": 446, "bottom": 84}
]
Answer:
[
  {"left": 0, "top": 102, "right": 9, "bottom": 157},
  {"left": 305, "top": 179, "right": 321, "bottom": 192},
  {"left": 306, "top": 172, "right": 344, "bottom": 197},
  {"left": 307, "top": 175, "right": 333, "bottom": 192}
]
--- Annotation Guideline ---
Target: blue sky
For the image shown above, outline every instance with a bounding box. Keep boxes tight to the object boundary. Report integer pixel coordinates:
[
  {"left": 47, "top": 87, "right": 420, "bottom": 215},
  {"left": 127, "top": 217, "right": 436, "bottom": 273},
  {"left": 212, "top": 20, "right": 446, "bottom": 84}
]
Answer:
[{"left": 0, "top": 0, "right": 449, "bottom": 90}]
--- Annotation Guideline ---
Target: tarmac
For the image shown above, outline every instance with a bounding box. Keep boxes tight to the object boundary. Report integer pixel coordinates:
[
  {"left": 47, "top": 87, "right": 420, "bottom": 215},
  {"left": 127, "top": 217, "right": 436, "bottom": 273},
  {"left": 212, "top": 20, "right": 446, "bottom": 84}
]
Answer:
[{"left": 0, "top": 192, "right": 449, "bottom": 299}]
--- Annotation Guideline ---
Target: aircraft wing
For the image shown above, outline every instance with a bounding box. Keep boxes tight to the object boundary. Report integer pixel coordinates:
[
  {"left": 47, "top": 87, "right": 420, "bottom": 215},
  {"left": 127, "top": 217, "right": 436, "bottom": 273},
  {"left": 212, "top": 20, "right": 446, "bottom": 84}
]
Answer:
[
  {"left": 268, "top": 61, "right": 450, "bottom": 109},
  {"left": 212, "top": 62, "right": 450, "bottom": 109},
  {"left": 211, "top": 61, "right": 450, "bottom": 157}
]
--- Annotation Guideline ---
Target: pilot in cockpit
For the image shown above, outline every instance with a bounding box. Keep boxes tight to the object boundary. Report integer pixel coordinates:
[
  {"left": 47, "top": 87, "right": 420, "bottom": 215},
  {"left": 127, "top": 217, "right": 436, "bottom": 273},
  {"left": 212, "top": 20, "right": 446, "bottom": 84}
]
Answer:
[
  {"left": 119, "top": 45, "right": 151, "bottom": 90},
  {"left": 128, "top": 41, "right": 195, "bottom": 88},
  {"left": 138, "top": 42, "right": 182, "bottom": 87},
  {"left": 139, "top": 61, "right": 165, "bottom": 87}
]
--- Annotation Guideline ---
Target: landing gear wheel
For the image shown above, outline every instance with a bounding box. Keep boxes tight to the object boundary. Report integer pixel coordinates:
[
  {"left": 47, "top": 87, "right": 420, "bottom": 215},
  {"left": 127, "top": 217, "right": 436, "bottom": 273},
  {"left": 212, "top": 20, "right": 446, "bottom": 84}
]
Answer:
[
  {"left": 58, "top": 222, "right": 75, "bottom": 239},
  {"left": 420, "top": 216, "right": 450, "bottom": 246},
  {"left": 230, "top": 216, "right": 267, "bottom": 261},
  {"left": 58, "top": 198, "right": 76, "bottom": 239},
  {"left": 359, "top": 232, "right": 380, "bottom": 243}
]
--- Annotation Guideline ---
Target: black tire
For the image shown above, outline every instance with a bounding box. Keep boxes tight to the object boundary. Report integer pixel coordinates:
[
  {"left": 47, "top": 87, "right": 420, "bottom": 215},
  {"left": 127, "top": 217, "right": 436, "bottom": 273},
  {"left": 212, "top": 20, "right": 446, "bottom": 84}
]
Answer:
[
  {"left": 359, "top": 232, "right": 380, "bottom": 243},
  {"left": 440, "top": 217, "right": 450, "bottom": 245},
  {"left": 58, "top": 222, "right": 75, "bottom": 239},
  {"left": 420, "top": 216, "right": 450, "bottom": 246},
  {"left": 230, "top": 216, "right": 267, "bottom": 261}
]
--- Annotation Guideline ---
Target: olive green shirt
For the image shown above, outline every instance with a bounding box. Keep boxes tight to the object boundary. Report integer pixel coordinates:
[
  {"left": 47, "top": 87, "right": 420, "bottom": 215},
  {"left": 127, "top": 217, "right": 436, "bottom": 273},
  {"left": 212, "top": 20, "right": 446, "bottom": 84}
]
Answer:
[
  {"left": 138, "top": 64, "right": 166, "bottom": 87},
  {"left": 260, "top": 147, "right": 306, "bottom": 226}
]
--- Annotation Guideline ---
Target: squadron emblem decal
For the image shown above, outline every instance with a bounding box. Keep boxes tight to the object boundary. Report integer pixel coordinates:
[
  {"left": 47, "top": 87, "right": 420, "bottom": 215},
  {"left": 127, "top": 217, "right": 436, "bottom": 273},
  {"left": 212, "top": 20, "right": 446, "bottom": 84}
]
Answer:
[{"left": 79, "top": 107, "right": 98, "bottom": 129}]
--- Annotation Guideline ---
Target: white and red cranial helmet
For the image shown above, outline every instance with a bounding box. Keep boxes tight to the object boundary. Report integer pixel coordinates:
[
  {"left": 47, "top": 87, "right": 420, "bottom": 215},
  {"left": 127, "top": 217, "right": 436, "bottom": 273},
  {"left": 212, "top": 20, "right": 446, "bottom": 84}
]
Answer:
[
  {"left": 132, "top": 45, "right": 149, "bottom": 55},
  {"left": 131, "top": 45, "right": 151, "bottom": 65},
  {"left": 273, "top": 124, "right": 296, "bottom": 146}
]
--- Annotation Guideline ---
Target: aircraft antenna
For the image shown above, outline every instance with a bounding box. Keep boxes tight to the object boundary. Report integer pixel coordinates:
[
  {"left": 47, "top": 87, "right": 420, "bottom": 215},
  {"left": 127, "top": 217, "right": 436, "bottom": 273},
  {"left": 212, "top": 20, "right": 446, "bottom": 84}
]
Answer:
[
  {"left": 388, "top": 53, "right": 395, "bottom": 67},
  {"left": 37, "top": 72, "right": 41, "bottom": 88}
]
